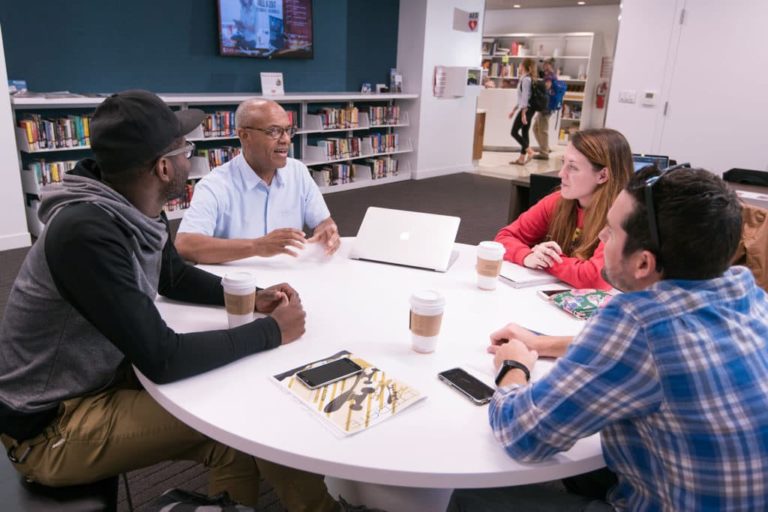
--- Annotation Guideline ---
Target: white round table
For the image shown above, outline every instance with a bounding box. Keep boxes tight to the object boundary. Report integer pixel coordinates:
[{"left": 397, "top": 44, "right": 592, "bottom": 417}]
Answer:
[{"left": 138, "top": 239, "right": 604, "bottom": 511}]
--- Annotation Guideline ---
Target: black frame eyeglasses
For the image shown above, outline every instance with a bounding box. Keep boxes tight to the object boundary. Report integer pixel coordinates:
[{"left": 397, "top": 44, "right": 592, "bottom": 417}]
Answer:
[
  {"left": 241, "top": 126, "right": 297, "bottom": 140},
  {"left": 160, "top": 140, "right": 196, "bottom": 160},
  {"left": 642, "top": 163, "right": 691, "bottom": 254}
]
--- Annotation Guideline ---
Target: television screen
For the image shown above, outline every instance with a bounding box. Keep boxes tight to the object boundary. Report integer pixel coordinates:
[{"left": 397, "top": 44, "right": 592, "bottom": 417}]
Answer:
[{"left": 217, "top": 0, "right": 313, "bottom": 59}]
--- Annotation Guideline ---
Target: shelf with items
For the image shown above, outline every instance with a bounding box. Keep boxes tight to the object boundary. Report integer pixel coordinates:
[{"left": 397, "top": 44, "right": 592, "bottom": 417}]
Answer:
[{"left": 10, "top": 93, "right": 418, "bottom": 235}]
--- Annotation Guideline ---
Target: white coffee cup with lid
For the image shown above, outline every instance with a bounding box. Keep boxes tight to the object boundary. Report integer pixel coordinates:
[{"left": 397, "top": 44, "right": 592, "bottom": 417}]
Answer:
[
  {"left": 476, "top": 241, "right": 506, "bottom": 290},
  {"left": 221, "top": 272, "right": 258, "bottom": 328},
  {"left": 409, "top": 290, "right": 446, "bottom": 353}
]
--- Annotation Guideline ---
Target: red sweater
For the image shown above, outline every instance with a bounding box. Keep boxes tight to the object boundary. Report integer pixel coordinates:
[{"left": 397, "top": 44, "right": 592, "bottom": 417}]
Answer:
[{"left": 494, "top": 191, "right": 610, "bottom": 290}]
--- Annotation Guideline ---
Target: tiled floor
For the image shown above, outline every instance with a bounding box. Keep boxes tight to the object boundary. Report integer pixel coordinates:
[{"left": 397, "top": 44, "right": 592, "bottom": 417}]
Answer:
[{"left": 475, "top": 148, "right": 564, "bottom": 181}]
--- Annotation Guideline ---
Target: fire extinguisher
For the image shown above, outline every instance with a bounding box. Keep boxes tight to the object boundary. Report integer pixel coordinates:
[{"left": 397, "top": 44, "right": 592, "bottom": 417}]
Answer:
[{"left": 595, "top": 81, "right": 608, "bottom": 109}]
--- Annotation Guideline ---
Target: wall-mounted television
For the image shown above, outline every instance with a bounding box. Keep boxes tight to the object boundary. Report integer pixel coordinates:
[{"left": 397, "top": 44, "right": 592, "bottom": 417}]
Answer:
[{"left": 217, "top": 0, "right": 314, "bottom": 59}]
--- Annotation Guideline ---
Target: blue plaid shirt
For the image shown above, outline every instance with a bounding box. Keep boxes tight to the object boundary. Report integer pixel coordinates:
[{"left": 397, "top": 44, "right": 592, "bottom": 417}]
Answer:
[{"left": 490, "top": 267, "right": 768, "bottom": 511}]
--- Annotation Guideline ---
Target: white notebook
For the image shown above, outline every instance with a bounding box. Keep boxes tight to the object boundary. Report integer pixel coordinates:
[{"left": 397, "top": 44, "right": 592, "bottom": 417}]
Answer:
[{"left": 499, "top": 261, "right": 559, "bottom": 288}]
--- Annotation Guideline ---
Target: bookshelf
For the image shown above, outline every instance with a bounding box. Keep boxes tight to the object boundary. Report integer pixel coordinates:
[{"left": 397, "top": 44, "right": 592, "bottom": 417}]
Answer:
[
  {"left": 480, "top": 32, "right": 602, "bottom": 147},
  {"left": 11, "top": 92, "right": 418, "bottom": 236}
]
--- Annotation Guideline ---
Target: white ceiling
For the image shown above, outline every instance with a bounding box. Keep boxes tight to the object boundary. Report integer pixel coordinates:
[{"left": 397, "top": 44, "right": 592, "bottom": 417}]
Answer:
[{"left": 486, "top": 0, "right": 619, "bottom": 9}]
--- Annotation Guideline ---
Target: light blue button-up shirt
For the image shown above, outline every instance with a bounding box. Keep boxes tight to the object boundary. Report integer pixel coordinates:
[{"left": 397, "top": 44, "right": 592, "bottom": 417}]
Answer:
[{"left": 178, "top": 155, "right": 330, "bottom": 238}]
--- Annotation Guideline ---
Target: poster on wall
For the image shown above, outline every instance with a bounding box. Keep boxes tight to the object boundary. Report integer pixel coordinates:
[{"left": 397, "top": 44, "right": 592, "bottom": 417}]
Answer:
[{"left": 217, "top": 0, "right": 313, "bottom": 59}]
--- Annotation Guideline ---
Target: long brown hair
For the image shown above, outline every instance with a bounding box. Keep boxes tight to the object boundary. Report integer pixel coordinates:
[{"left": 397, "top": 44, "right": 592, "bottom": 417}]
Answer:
[
  {"left": 548, "top": 129, "right": 634, "bottom": 259},
  {"left": 520, "top": 58, "right": 537, "bottom": 78}
]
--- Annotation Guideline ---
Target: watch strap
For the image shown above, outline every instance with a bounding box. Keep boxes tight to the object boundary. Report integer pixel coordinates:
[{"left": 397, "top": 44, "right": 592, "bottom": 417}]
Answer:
[{"left": 495, "top": 359, "right": 531, "bottom": 386}]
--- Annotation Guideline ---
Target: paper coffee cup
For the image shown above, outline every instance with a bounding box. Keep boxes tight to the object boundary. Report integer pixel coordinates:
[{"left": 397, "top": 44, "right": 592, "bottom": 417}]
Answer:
[
  {"left": 409, "top": 290, "right": 445, "bottom": 353},
  {"left": 476, "top": 241, "right": 505, "bottom": 290},
  {"left": 221, "top": 272, "right": 258, "bottom": 328}
]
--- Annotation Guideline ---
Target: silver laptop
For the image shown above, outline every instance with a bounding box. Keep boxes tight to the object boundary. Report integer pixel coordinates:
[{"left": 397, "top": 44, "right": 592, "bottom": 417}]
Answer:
[{"left": 349, "top": 207, "right": 461, "bottom": 272}]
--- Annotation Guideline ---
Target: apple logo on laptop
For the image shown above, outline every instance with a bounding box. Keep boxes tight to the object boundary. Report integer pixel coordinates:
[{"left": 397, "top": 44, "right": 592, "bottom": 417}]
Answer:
[{"left": 399, "top": 231, "right": 411, "bottom": 241}]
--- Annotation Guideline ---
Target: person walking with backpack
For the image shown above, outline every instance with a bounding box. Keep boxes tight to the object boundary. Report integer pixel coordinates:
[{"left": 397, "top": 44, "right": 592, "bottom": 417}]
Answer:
[
  {"left": 532, "top": 58, "right": 559, "bottom": 160},
  {"left": 509, "top": 58, "right": 538, "bottom": 165}
]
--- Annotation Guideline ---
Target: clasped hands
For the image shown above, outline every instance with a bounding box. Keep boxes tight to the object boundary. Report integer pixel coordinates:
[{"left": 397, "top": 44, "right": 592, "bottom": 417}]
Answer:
[
  {"left": 254, "top": 283, "right": 306, "bottom": 344},
  {"left": 523, "top": 240, "right": 563, "bottom": 270},
  {"left": 254, "top": 218, "right": 340, "bottom": 258}
]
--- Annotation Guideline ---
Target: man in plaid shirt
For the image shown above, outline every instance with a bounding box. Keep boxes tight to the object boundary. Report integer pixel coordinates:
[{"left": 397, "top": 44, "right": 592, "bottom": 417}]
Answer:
[{"left": 449, "top": 167, "right": 768, "bottom": 511}]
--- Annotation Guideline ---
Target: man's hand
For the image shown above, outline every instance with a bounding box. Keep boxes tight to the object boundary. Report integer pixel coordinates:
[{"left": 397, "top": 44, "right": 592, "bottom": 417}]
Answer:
[
  {"left": 253, "top": 228, "right": 307, "bottom": 258},
  {"left": 307, "top": 217, "right": 340, "bottom": 255},
  {"left": 255, "top": 283, "right": 298, "bottom": 314},
  {"left": 523, "top": 240, "right": 563, "bottom": 269},
  {"left": 269, "top": 291, "right": 306, "bottom": 344},
  {"left": 488, "top": 322, "right": 572, "bottom": 358},
  {"left": 489, "top": 322, "right": 539, "bottom": 351},
  {"left": 489, "top": 339, "right": 539, "bottom": 383}
]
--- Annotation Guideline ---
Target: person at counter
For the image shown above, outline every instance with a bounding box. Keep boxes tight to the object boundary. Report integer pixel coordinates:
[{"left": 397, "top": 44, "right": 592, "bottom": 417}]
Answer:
[
  {"left": 495, "top": 128, "right": 634, "bottom": 290},
  {"left": 450, "top": 167, "right": 768, "bottom": 511}
]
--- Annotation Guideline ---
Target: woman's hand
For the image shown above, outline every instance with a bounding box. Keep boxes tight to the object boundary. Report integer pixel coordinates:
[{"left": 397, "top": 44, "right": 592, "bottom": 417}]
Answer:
[{"left": 523, "top": 241, "right": 563, "bottom": 269}]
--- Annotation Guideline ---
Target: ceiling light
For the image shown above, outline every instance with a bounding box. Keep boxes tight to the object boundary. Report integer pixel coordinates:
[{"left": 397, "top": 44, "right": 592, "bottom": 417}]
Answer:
[
  {"left": 513, "top": 4, "right": 521, "bottom": 7},
  {"left": 577, "top": 1, "right": 586, "bottom": 4}
]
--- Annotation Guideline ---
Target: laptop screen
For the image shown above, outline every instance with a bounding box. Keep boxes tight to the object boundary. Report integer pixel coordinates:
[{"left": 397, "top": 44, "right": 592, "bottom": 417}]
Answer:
[{"left": 632, "top": 154, "right": 670, "bottom": 172}]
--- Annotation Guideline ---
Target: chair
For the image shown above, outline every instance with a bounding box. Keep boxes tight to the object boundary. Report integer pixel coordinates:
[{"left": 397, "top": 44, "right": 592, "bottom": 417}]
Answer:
[
  {"left": 723, "top": 168, "right": 768, "bottom": 187},
  {"left": 529, "top": 172, "right": 562, "bottom": 208},
  {"left": 731, "top": 202, "right": 768, "bottom": 291},
  {"left": 0, "top": 454, "right": 132, "bottom": 511}
]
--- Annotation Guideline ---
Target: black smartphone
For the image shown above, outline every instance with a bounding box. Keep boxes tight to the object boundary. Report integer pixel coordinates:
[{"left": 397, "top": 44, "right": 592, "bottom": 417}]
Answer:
[
  {"left": 438, "top": 368, "right": 495, "bottom": 405},
  {"left": 295, "top": 358, "right": 364, "bottom": 390},
  {"left": 537, "top": 288, "right": 571, "bottom": 301}
]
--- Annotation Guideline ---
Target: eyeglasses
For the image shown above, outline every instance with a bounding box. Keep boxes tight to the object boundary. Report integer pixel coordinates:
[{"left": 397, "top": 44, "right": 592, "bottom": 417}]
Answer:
[
  {"left": 241, "top": 126, "right": 297, "bottom": 139},
  {"left": 642, "top": 163, "right": 691, "bottom": 254},
  {"left": 160, "top": 140, "right": 196, "bottom": 159}
]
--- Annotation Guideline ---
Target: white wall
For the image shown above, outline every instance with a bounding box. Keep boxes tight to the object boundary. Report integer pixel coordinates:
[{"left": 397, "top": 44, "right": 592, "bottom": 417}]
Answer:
[
  {"left": 606, "top": 0, "right": 768, "bottom": 174},
  {"left": 397, "top": 0, "right": 485, "bottom": 179},
  {"left": 0, "top": 25, "right": 31, "bottom": 250},
  {"left": 484, "top": 5, "right": 620, "bottom": 70}
]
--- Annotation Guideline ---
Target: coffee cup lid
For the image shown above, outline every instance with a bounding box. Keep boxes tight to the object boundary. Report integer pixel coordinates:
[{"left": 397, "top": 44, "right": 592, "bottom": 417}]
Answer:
[
  {"left": 477, "top": 241, "right": 505, "bottom": 259},
  {"left": 410, "top": 289, "right": 445, "bottom": 309},
  {"left": 221, "top": 271, "right": 258, "bottom": 290}
]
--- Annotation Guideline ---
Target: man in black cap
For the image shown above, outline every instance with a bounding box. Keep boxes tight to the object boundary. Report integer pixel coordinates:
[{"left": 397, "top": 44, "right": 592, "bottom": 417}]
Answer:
[{"left": 0, "top": 90, "right": 357, "bottom": 511}]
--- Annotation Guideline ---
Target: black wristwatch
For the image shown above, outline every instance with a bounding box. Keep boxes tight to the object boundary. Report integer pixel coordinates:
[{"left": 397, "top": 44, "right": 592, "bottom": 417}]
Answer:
[{"left": 495, "top": 359, "right": 531, "bottom": 386}]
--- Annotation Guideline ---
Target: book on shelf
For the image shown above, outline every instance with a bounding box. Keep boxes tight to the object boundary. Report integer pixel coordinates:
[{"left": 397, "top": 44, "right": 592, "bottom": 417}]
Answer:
[
  {"left": 271, "top": 350, "right": 425, "bottom": 437},
  {"left": 18, "top": 114, "right": 91, "bottom": 151},
  {"left": 202, "top": 111, "right": 235, "bottom": 137},
  {"left": 368, "top": 105, "right": 400, "bottom": 126},
  {"left": 362, "top": 157, "right": 398, "bottom": 179},
  {"left": 311, "top": 106, "right": 359, "bottom": 130}
]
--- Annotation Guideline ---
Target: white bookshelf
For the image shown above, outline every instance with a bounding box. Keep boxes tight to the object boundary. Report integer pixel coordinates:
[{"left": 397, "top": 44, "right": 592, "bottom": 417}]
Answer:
[
  {"left": 10, "top": 92, "right": 419, "bottom": 233},
  {"left": 480, "top": 32, "right": 602, "bottom": 149}
]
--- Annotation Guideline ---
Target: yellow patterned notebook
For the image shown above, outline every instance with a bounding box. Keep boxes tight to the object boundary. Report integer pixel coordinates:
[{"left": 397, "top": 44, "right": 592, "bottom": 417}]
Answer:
[{"left": 272, "top": 351, "right": 426, "bottom": 436}]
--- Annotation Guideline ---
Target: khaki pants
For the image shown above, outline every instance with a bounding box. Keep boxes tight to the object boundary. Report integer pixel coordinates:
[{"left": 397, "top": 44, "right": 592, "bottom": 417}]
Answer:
[
  {"left": 1, "top": 377, "right": 337, "bottom": 512},
  {"left": 532, "top": 111, "right": 551, "bottom": 153}
]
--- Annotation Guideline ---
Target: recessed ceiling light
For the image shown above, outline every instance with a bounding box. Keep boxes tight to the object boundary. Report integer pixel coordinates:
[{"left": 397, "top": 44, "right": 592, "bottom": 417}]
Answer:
[
  {"left": 513, "top": 4, "right": 521, "bottom": 7},
  {"left": 577, "top": 1, "right": 586, "bottom": 4}
]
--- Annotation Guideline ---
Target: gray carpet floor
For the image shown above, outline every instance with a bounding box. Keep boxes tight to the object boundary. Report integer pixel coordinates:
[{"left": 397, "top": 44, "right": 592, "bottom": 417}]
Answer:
[{"left": 0, "top": 172, "right": 513, "bottom": 511}]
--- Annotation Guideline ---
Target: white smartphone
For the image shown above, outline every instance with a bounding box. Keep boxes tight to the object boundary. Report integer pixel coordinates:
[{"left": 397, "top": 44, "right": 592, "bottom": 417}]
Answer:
[{"left": 295, "top": 358, "right": 364, "bottom": 389}]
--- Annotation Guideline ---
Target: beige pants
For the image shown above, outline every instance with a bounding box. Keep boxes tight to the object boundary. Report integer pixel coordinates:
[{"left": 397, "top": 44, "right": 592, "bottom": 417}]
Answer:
[
  {"left": 532, "top": 111, "right": 552, "bottom": 153},
  {"left": 1, "top": 376, "right": 337, "bottom": 512}
]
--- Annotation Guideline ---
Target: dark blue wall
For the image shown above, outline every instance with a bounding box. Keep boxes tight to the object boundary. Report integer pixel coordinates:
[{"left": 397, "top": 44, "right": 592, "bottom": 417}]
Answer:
[{"left": 0, "top": 0, "right": 398, "bottom": 93}]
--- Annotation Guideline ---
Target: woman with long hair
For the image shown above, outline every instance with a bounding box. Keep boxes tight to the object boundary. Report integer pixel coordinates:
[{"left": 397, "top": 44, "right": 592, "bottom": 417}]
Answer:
[
  {"left": 495, "top": 128, "right": 634, "bottom": 289},
  {"left": 508, "top": 58, "right": 537, "bottom": 165}
]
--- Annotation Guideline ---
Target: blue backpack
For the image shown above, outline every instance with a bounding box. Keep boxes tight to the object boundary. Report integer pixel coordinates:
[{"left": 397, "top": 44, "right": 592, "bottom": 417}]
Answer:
[{"left": 549, "top": 79, "right": 568, "bottom": 111}]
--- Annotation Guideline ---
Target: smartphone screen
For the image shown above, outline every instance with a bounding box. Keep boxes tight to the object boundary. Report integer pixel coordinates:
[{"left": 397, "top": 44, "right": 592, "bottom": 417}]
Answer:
[
  {"left": 295, "top": 358, "right": 364, "bottom": 389},
  {"left": 537, "top": 288, "right": 571, "bottom": 301},
  {"left": 438, "top": 368, "right": 495, "bottom": 405}
]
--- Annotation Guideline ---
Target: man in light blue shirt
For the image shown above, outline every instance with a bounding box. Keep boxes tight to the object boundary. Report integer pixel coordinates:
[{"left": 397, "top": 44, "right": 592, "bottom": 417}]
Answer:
[{"left": 176, "top": 99, "right": 340, "bottom": 263}]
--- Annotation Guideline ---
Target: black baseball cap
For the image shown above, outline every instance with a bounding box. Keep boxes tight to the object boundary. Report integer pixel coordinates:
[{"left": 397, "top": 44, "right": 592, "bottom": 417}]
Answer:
[{"left": 90, "top": 89, "right": 205, "bottom": 174}]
